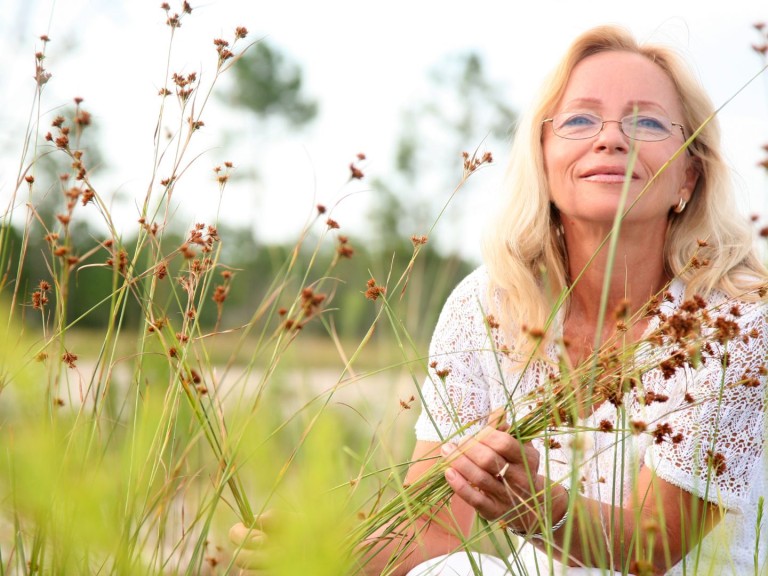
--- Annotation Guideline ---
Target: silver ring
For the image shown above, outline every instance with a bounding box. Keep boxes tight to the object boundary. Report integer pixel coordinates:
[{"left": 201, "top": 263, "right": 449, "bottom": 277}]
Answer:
[{"left": 497, "top": 461, "right": 510, "bottom": 479}]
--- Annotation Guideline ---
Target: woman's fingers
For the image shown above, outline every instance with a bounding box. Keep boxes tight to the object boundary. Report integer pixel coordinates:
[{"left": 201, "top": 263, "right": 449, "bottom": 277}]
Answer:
[
  {"left": 442, "top": 441, "right": 505, "bottom": 493},
  {"left": 441, "top": 421, "right": 542, "bottom": 522},
  {"left": 229, "top": 522, "right": 268, "bottom": 550},
  {"left": 444, "top": 467, "right": 491, "bottom": 510},
  {"left": 230, "top": 512, "right": 275, "bottom": 571},
  {"left": 231, "top": 547, "right": 269, "bottom": 572}
]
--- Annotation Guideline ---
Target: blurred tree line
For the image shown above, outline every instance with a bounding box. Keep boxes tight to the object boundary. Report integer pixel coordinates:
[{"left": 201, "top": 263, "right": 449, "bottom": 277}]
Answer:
[{"left": 2, "top": 40, "right": 514, "bottom": 346}]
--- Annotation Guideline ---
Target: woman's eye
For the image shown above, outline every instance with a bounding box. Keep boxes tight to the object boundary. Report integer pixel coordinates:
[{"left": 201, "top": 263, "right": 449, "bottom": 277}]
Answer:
[
  {"left": 634, "top": 116, "right": 666, "bottom": 130},
  {"left": 562, "top": 114, "right": 597, "bottom": 127}
]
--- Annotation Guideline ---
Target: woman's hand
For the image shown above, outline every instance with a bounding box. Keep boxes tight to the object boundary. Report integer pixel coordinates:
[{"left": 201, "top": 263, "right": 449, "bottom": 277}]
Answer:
[
  {"left": 229, "top": 511, "right": 274, "bottom": 573},
  {"left": 441, "top": 419, "right": 542, "bottom": 529}
]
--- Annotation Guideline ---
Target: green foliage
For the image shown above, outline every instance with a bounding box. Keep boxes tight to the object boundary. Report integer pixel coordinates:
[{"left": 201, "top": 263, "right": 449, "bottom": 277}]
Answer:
[
  {"left": 228, "top": 41, "right": 318, "bottom": 127},
  {"left": 368, "top": 51, "right": 516, "bottom": 253}
]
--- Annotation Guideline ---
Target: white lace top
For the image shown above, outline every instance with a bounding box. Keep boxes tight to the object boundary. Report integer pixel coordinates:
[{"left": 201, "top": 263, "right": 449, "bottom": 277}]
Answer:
[{"left": 415, "top": 266, "right": 768, "bottom": 575}]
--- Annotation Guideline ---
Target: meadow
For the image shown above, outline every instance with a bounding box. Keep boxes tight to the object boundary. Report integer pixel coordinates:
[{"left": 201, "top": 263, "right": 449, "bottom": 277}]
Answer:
[{"left": 1, "top": 5, "right": 767, "bottom": 576}]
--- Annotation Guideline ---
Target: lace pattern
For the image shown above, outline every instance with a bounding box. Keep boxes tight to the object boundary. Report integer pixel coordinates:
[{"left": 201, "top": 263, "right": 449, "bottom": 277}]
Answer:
[{"left": 414, "top": 266, "right": 768, "bottom": 573}]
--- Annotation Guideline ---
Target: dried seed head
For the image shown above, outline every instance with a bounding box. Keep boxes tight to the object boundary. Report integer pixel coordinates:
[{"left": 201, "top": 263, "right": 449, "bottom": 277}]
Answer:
[
  {"left": 337, "top": 244, "right": 354, "bottom": 258},
  {"left": 706, "top": 450, "right": 727, "bottom": 477},
  {"left": 523, "top": 325, "right": 545, "bottom": 339},
  {"left": 630, "top": 420, "right": 647, "bottom": 434},
  {"left": 62, "top": 351, "right": 78, "bottom": 368},
  {"left": 598, "top": 419, "right": 614, "bottom": 433},
  {"left": 435, "top": 367, "right": 451, "bottom": 379},
  {"left": 349, "top": 162, "right": 364, "bottom": 180},
  {"left": 364, "top": 279, "right": 386, "bottom": 301},
  {"left": 212, "top": 285, "right": 228, "bottom": 304},
  {"left": 74, "top": 110, "right": 91, "bottom": 126}
]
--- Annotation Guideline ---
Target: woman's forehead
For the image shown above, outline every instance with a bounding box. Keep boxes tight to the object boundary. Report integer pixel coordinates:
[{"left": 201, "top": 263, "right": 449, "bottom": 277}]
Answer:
[{"left": 557, "top": 51, "right": 683, "bottom": 115}]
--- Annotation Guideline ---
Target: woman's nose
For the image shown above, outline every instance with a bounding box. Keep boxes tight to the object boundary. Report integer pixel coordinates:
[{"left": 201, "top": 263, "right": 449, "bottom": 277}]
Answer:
[{"left": 592, "top": 120, "right": 629, "bottom": 153}]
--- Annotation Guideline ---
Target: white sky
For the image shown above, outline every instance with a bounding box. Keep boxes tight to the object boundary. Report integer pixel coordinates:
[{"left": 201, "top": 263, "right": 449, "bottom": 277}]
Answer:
[{"left": 1, "top": 0, "right": 767, "bottom": 262}]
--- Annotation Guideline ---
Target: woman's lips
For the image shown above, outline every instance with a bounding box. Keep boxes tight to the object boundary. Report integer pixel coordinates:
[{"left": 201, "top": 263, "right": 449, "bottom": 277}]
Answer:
[
  {"left": 582, "top": 173, "right": 632, "bottom": 183},
  {"left": 580, "top": 167, "right": 638, "bottom": 183}
]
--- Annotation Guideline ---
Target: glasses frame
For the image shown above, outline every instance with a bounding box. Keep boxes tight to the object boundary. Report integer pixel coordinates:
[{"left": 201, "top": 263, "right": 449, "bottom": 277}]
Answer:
[{"left": 542, "top": 112, "right": 686, "bottom": 143}]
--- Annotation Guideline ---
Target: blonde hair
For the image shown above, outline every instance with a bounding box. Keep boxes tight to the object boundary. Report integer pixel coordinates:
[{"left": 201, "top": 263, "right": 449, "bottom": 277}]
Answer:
[{"left": 482, "top": 25, "right": 767, "bottom": 352}]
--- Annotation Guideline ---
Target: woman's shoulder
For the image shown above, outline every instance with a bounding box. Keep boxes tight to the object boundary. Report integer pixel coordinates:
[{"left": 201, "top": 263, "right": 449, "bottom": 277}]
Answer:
[
  {"left": 441, "top": 265, "right": 493, "bottom": 308},
  {"left": 668, "top": 279, "right": 768, "bottom": 350},
  {"left": 433, "top": 266, "right": 494, "bottom": 324},
  {"left": 674, "top": 278, "right": 768, "bottom": 319},
  {"left": 454, "top": 265, "right": 489, "bottom": 291}
]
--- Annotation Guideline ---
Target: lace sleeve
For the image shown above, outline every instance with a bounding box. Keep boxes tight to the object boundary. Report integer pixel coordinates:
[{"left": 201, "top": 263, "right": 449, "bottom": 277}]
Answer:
[
  {"left": 645, "top": 302, "right": 768, "bottom": 512},
  {"left": 414, "top": 269, "right": 494, "bottom": 443}
]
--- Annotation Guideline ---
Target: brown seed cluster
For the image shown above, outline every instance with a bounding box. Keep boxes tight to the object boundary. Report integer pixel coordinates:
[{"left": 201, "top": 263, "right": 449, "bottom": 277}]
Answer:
[
  {"left": 598, "top": 419, "right": 614, "bottom": 433},
  {"left": 364, "top": 278, "right": 386, "bottom": 301},
  {"left": 429, "top": 360, "right": 451, "bottom": 380},
  {"left": 171, "top": 71, "right": 197, "bottom": 103},
  {"left": 282, "top": 286, "right": 328, "bottom": 332},
  {"left": 161, "top": 2, "right": 189, "bottom": 28},
  {"left": 214, "top": 27, "right": 248, "bottom": 66},
  {"left": 213, "top": 161, "right": 234, "bottom": 188},
  {"left": 348, "top": 153, "right": 366, "bottom": 180},
  {"left": 752, "top": 21, "right": 768, "bottom": 56},
  {"left": 651, "top": 422, "right": 683, "bottom": 445},
  {"left": 337, "top": 235, "right": 354, "bottom": 259},
  {"left": 31, "top": 280, "right": 51, "bottom": 310},
  {"left": 399, "top": 395, "right": 415, "bottom": 410},
  {"left": 462, "top": 150, "right": 493, "bottom": 175},
  {"left": 34, "top": 43, "right": 51, "bottom": 86},
  {"left": 185, "top": 223, "right": 219, "bottom": 256},
  {"left": 106, "top": 248, "right": 129, "bottom": 274},
  {"left": 707, "top": 449, "right": 727, "bottom": 477},
  {"left": 62, "top": 351, "right": 78, "bottom": 369}
]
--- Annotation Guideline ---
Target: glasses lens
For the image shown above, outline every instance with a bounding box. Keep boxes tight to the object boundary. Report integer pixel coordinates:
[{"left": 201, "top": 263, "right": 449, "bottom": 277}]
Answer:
[
  {"left": 621, "top": 115, "right": 673, "bottom": 142},
  {"left": 549, "top": 113, "right": 677, "bottom": 141},
  {"left": 552, "top": 113, "right": 601, "bottom": 139}
]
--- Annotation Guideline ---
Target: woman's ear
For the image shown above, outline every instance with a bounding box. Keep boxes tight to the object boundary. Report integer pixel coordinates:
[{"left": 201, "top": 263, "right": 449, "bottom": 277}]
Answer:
[{"left": 681, "top": 157, "right": 701, "bottom": 202}]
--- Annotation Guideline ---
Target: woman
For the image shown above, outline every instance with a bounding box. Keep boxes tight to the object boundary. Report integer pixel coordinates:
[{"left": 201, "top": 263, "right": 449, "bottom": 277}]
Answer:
[{"left": 232, "top": 25, "right": 768, "bottom": 575}]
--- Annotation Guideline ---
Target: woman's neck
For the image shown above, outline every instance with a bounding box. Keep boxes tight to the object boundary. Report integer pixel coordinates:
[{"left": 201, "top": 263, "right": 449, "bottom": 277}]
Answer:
[{"left": 562, "top": 220, "right": 670, "bottom": 324}]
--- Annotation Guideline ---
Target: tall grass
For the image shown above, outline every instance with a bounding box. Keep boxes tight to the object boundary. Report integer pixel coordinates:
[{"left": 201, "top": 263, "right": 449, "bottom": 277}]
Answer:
[
  {"left": 0, "top": 5, "right": 381, "bottom": 574},
  {"left": 1, "top": 7, "right": 767, "bottom": 576},
  {"left": 0, "top": 3, "right": 481, "bottom": 574}
]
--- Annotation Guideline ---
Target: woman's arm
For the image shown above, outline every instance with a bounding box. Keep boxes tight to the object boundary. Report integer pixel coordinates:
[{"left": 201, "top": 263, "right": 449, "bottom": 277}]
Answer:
[
  {"left": 551, "top": 468, "right": 722, "bottom": 575},
  {"left": 444, "top": 425, "right": 722, "bottom": 576},
  {"left": 357, "top": 441, "right": 476, "bottom": 576}
]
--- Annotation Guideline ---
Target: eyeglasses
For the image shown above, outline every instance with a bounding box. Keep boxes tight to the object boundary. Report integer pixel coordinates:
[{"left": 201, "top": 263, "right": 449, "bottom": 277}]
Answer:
[{"left": 542, "top": 112, "right": 686, "bottom": 142}]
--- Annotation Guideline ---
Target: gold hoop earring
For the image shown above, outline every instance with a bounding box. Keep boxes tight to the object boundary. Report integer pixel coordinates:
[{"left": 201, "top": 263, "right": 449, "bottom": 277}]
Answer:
[{"left": 673, "top": 198, "right": 687, "bottom": 214}]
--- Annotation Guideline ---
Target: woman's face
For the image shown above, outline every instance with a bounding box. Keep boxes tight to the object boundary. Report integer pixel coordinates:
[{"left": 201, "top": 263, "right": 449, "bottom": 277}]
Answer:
[{"left": 542, "top": 50, "right": 699, "bottom": 231}]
